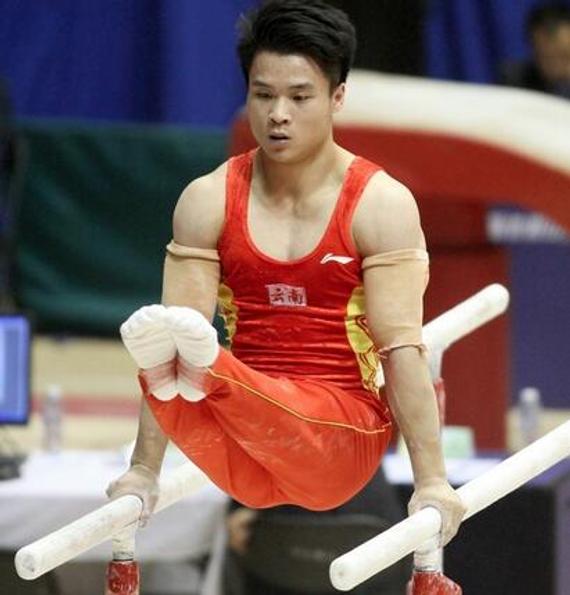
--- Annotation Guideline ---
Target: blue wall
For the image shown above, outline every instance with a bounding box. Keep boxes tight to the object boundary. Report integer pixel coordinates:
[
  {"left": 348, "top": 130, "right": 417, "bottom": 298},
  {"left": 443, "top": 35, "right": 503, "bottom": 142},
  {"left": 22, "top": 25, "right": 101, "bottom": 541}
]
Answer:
[
  {"left": 510, "top": 244, "right": 570, "bottom": 408},
  {"left": 4, "top": 1, "right": 570, "bottom": 124},
  {"left": 425, "top": 0, "right": 570, "bottom": 83},
  {"left": 0, "top": 0, "right": 258, "bottom": 126}
]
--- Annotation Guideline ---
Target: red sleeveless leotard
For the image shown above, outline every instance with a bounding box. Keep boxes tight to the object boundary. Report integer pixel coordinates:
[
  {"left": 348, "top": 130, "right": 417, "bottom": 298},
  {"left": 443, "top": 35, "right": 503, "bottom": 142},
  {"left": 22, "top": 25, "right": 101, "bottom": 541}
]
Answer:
[
  {"left": 145, "top": 150, "right": 392, "bottom": 510},
  {"left": 218, "top": 150, "right": 382, "bottom": 400}
]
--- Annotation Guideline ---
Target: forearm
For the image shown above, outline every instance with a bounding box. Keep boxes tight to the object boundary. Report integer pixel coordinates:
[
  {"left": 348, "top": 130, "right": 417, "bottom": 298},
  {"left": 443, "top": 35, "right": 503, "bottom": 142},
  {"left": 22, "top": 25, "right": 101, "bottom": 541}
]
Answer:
[
  {"left": 161, "top": 245, "right": 220, "bottom": 322},
  {"left": 130, "top": 398, "right": 168, "bottom": 475},
  {"left": 383, "top": 347, "right": 446, "bottom": 487}
]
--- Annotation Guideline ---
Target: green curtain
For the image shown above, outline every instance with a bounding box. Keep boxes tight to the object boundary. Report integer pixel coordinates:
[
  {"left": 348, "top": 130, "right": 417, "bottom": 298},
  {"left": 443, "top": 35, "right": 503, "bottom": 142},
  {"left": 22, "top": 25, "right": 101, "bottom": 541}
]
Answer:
[{"left": 15, "top": 119, "right": 227, "bottom": 335}]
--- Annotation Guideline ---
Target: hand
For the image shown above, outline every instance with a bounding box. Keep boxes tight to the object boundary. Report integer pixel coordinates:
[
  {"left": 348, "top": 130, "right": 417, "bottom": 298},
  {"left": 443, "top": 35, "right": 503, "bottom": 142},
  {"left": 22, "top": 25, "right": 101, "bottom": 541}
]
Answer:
[
  {"left": 408, "top": 479, "right": 466, "bottom": 546},
  {"left": 226, "top": 507, "right": 258, "bottom": 555},
  {"left": 106, "top": 464, "right": 160, "bottom": 527}
]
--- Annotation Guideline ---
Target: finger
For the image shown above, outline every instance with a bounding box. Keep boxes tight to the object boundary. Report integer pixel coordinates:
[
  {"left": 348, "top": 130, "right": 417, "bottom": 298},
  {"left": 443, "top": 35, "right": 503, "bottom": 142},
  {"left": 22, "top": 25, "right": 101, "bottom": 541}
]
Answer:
[
  {"left": 106, "top": 482, "right": 128, "bottom": 501},
  {"left": 440, "top": 519, "right": 452, "bottom": 546},
  {"left": 139, "top": 493, "right": 158, "bottom": 528},
  {"left": 442, "top": 508, "right": 464, "bottom": 545},
  {"left": 442, "top": 520, "right": 457, "bottom": 546},
  {"left": 138, "top": 498, "right": 150, "bottom": 528}
]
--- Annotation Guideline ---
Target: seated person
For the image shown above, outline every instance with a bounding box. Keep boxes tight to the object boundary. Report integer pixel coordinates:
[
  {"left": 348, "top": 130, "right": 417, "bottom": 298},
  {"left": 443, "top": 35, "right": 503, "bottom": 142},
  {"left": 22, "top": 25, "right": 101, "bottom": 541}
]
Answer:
[
  {"left": 223, "top": 466, "right": 410, "bottom": 595},
  {"left": 499, "top": 4, "right": 570, "bottom": 99}
]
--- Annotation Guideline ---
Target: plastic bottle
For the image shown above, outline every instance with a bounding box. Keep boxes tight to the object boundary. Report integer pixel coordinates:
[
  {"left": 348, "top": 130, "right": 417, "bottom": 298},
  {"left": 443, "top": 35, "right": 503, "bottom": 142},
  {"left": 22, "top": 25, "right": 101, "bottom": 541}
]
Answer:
[
  {"left": 43, "top": 384, "right": 62, "bottom": 453},
  {"left": 518, "top": 387, "right": 542, "bottom": 447}
]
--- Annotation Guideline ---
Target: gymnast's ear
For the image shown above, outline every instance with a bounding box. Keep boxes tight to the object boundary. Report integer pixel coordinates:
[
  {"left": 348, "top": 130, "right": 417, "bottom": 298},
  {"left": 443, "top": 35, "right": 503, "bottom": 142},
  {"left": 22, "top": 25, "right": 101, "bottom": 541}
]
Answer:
[{"left": 332, "top": 83, "right": 346, "bottom": 112}]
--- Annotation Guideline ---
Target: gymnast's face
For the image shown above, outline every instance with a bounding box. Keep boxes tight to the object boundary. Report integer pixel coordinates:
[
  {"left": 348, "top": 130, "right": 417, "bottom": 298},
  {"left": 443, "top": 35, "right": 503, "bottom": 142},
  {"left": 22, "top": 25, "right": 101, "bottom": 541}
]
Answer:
[{"left": 246, "top": 51, "right": 345, "bottom": 163}]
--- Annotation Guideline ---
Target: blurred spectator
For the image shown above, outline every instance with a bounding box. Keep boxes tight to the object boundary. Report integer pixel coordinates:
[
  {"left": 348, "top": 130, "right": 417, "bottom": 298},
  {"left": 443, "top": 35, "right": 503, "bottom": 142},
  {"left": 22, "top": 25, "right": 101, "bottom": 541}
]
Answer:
[
  {"left": 223, "top": 466, "right": 410, "bottom": 595},
  {"left": 500, "top": 4, "right": 570, "bottom": 99}
]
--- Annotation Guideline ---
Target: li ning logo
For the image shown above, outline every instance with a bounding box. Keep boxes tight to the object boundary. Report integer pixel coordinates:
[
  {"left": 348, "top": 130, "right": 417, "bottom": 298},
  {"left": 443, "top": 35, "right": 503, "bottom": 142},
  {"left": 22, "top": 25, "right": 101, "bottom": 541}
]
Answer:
[
  {"left": 266, "top": 284, "right": 308, "bottom": 307},
  {"left": 320, "top": 253, "right": 354, "bottom": 265}
]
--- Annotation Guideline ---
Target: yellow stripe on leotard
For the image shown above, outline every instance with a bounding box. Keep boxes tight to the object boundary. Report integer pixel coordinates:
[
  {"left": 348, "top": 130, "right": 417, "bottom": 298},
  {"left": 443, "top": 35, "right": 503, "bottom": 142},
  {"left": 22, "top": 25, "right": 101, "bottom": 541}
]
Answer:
[
  {"left": 217, "top": 283, "right": 238, "bottom": 347},
  {"left": 344, "top": 286, "right": 380, "bottom": 395}
]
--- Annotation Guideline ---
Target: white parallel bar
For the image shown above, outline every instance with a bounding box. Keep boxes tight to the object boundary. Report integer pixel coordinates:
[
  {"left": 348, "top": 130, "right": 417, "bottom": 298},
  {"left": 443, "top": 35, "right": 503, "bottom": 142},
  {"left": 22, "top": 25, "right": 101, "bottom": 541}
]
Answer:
[
  {"left": 459, "top": 420, "right": 570, "bottom": 521},
  {"left": 15, "top": 463, "right": 209, "bottom": 580},
  {"left": 330, "top": 420, "right": 570, "bottom": 591},
  {"left": 376, "top": 283, "right": 509, "bottom": 387},
  {"left": 15, "top": 284, "right": 510, "bottom": 582},
  {"left": 422, "top": 283, "right": 509, "bottom": 353}
]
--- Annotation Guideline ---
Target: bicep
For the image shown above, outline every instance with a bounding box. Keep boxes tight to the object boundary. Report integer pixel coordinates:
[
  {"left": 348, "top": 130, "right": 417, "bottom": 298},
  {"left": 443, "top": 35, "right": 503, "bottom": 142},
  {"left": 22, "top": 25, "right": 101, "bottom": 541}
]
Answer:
[{"left": 353, "top": 171, "right": 425, "bottom": 256}]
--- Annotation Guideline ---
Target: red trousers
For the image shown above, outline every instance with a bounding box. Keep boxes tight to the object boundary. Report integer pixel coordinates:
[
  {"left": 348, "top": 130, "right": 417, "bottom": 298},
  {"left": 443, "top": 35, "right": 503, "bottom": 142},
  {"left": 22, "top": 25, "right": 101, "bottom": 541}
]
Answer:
[{"left": 142, "top": 349, "right": 391, "bottom": 510}]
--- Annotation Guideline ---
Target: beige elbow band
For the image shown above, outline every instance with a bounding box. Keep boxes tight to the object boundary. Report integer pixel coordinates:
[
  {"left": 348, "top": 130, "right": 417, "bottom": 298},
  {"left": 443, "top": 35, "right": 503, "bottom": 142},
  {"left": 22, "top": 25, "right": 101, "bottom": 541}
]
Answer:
[
  {"left": 166, "top": 240, "right": 220, "bottom": 263},
  {"left": 362, "top": 248, "right": 429, "bottom": 357}
]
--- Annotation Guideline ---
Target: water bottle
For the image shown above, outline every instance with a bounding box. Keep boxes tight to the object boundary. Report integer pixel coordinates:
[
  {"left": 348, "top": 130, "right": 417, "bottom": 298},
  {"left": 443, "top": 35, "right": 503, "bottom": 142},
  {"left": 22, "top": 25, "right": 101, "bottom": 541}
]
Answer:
[
  {"left": 518, "top": 387, "right": 542, "bottom": 447},
  {"left": 43, "top": 384, "right": 63, "bottom": 453}
]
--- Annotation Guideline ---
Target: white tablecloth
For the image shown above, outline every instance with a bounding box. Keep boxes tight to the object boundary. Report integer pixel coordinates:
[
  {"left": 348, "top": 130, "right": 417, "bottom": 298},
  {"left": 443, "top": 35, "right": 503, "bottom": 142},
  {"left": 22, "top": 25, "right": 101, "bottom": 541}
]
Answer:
[{"left": 0, "top": 450, "right": 228, "bottom": 563}]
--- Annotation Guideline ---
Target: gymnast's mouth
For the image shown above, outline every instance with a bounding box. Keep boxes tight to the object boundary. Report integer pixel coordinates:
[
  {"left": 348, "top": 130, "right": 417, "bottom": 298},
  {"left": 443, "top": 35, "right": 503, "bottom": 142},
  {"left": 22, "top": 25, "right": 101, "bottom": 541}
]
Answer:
[{"left": 268, "top": 132, "right": 290, "bottom": 141}]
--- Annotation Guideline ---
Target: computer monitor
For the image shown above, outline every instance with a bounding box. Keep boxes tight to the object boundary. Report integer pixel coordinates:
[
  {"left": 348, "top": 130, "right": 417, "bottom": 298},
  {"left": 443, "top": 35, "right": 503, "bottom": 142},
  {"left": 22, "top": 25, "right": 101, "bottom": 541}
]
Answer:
[{"left": 0, "top": 315, "right": 30, "bottom": 425}]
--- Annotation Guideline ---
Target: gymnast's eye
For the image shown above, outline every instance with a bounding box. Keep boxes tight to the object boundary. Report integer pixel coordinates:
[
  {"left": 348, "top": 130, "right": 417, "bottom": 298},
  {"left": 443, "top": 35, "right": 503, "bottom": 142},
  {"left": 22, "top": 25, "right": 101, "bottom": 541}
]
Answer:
[
  {"left": 254, "top": 92, "right": 273, "bottom": 100},
  {"left": 293, "top": 95, "right": 311, "bottom": 102}
]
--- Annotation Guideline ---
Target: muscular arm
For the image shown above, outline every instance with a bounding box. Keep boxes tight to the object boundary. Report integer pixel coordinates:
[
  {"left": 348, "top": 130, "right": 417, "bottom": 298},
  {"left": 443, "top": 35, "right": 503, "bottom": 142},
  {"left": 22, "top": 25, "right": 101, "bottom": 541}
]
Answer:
[
  {"left": 121, "top": 167, "right": 226, "bottom": 507},
  {"left": 354, "top": 172, "right": 465, "bottom": 544},
  {"left": 162, "top": 169, "right": 225, "bottom": 316}
]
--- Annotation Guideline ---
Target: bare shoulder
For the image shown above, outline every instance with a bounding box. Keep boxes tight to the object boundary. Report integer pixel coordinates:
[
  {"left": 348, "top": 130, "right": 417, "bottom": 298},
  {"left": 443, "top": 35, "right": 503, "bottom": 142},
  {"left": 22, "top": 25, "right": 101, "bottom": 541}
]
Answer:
[
  {"left": 172, "top": 162, "right": 227, "bottom": 249},
  {"left": 352, "top": 170, "right": 426, "bottom": 257}
]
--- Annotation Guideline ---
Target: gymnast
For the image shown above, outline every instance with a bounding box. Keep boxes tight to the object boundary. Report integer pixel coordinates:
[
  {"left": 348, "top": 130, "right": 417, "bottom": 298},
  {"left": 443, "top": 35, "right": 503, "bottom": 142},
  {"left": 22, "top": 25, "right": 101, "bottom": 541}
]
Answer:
[{"left": 107, "top": 0, "right": 466, "bottom": 548}]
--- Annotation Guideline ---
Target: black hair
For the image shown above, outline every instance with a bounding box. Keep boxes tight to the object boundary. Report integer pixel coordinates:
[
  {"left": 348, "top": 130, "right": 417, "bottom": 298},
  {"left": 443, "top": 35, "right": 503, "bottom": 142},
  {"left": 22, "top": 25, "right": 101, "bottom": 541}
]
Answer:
[
  {"left": 237, "top": 0, "right": 357, "bottom": 89},
  {"left": 527, "top": 3, "right": 570, "bottom": 38}
]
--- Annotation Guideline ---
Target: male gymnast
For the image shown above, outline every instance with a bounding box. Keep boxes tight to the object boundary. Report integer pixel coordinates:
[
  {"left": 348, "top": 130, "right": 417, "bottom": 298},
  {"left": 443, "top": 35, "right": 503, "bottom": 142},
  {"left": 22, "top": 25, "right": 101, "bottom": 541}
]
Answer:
[{"left": 108, "top": 0, "right": 466, "bottom": 547}]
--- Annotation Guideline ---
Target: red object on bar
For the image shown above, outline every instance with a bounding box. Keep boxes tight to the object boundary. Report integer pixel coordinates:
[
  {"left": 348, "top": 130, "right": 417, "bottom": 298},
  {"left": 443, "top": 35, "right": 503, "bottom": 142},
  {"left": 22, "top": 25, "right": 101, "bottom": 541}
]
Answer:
[
  {"left": 105, "top": 561, "right": 139, "bottom": 595},
  {"left": 407, "top": 571, "right": 462, "bottom": 594}
]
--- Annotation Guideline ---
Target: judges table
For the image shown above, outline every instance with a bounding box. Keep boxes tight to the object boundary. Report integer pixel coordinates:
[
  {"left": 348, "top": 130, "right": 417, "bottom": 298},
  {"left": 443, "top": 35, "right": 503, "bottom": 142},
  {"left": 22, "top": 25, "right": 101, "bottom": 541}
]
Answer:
[{"left": 0, "top": 450, "right": 228, "bottom": 563}]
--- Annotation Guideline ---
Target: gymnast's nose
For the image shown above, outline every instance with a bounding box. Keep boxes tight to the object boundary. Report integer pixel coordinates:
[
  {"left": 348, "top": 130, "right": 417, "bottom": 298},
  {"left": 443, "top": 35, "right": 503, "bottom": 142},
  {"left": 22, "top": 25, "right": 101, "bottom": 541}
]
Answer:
[{"left": 269, "top": 97, "right": 291, "bottom": 125}]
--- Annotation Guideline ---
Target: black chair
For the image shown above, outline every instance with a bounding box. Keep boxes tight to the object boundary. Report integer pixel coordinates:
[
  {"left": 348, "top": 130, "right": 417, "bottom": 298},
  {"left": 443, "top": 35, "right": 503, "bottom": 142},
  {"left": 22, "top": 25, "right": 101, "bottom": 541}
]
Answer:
[
  {"left": 223, "top": 467, "right": 410, "bottom": 595},
  {"left": 0, "top": 552, "right": 61, "bottom": 595}
]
